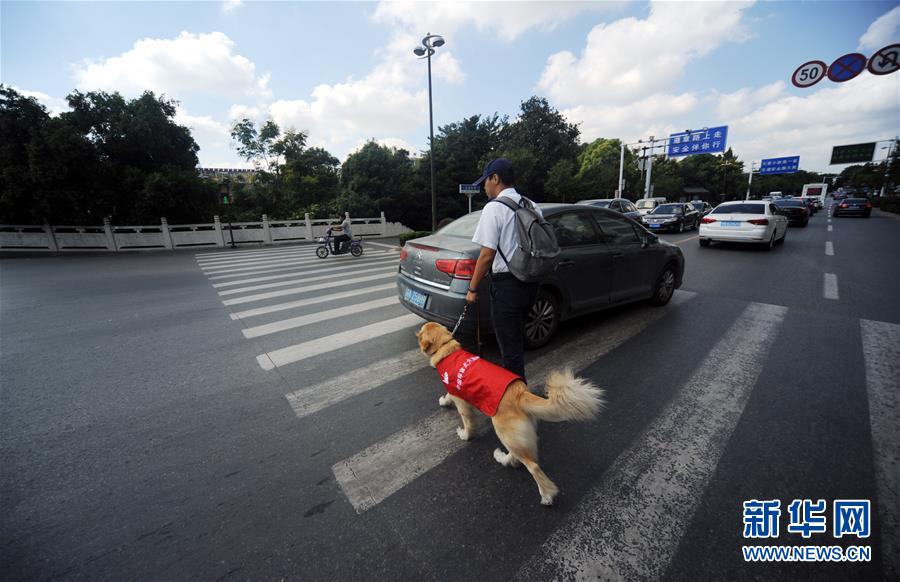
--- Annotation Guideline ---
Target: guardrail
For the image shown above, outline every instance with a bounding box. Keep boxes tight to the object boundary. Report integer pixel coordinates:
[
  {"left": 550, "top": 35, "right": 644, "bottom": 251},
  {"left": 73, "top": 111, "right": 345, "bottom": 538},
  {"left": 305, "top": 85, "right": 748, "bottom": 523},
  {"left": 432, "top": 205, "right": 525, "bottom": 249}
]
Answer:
[{"left": 0, "top": 212, "right": 412, "bottom": 252}]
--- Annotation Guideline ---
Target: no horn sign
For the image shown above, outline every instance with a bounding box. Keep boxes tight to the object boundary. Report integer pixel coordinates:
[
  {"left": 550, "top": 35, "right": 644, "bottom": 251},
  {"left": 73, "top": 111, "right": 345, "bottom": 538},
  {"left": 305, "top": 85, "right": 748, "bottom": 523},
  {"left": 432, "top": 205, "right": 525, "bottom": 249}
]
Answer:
[{"left": 792, "top": 44, "right": 899, "bottom": 88}]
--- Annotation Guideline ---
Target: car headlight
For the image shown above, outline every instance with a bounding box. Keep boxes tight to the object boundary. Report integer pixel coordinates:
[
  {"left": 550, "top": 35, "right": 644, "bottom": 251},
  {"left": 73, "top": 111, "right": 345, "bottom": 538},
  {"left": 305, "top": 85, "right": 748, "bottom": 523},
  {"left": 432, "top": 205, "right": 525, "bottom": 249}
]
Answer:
[{"left": 664, "top": 218, "right": 676, "bottom": 223}]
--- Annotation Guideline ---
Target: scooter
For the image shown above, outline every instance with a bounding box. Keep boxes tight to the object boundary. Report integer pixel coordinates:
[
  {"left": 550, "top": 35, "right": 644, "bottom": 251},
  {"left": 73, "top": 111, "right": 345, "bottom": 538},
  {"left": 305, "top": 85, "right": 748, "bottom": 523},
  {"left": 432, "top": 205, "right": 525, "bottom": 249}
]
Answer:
[{"left": 316, "top": 231, "right": 364, "bottom": 258}]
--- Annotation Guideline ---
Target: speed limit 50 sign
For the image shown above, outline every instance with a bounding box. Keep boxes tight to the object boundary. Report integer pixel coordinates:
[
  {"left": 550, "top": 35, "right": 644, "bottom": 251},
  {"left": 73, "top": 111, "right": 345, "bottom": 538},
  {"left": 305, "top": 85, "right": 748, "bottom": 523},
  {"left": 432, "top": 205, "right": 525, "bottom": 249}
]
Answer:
[{"left": 792, "top": 60, "right": 827, "bottom": 88}]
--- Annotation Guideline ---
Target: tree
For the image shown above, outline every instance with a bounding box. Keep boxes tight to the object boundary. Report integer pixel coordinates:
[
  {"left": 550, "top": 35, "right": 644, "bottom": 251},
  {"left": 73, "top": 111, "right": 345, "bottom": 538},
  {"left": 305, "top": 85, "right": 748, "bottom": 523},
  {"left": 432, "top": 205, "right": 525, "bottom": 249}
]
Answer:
[
  {"left": 499, "top": 96, "right": 580, "bottom": 201},
  {"left": 339, "top": 141, "right": 422, "bottom": 226},
  {"left": 574, "top": 138, "right": 639, "bottom": 200},
  {"left": 231, "top": 119, "right": 283, "bottom": 173}
]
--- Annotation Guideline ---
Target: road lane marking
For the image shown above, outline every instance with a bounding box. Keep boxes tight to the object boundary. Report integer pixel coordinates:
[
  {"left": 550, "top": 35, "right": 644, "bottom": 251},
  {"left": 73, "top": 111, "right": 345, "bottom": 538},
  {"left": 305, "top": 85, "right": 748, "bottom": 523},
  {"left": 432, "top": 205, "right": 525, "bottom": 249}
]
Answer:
[
  {"left": 229, "top": 283, "right": 396, "bottom": 320},
  {"left": 673, "top": 235, "right": 699, "bottom": 245},
  {"left": 218, "top": 265, "right": 395, "bottom": 296},
  {"left": 222, "top": 272, "right": 394, "bottom": 306},
  {"left": 242, "top": 296, "right": 400, "bottom": 338},
  {"left": 196, "top": 245, "right": 317, "bottom": 260},
  {"left": 331, "top": 290, "right": 697, "bottom": 514},
  {"left": 365, "top": 241, "right": 401, "bottom": 250},
  {"left": 823, "top": 273, "right": 839, "bottom": 300},
  {"left": 206, "top": 257, "right": 392, "bottom": 281},
  {"left": 286, "top": 348, "right": 426, "bottom": 419},
  {"left": 516, "top": 302, "right": 787, "bottom": 582},
  {"left": 256, "top": 313, "right": 422, "bottom": 370},
  {"left": 202, "top": 252, "right": 390, "bottom": 275},
  {"left": 198, "top": 249, "right": 321, "bottom": 267},
  {"left": 828, "top": 225, "right": 833, "bottom": 232},
  {"left": 825, "top": 241, "right": 834, "bottom": 256},
  {"left": 860, "top": 319, "right": 900, "bottom": 582},
  {"left": 212, "top": 256, "right": 398, "bottom": 288}
]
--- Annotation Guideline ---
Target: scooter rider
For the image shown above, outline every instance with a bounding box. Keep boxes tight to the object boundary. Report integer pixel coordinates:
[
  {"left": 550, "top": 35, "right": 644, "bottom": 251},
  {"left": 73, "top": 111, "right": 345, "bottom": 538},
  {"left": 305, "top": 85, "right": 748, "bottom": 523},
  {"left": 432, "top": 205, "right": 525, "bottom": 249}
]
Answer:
[{"left": 332, "top": 214, "right": 352, "bottom": 254}]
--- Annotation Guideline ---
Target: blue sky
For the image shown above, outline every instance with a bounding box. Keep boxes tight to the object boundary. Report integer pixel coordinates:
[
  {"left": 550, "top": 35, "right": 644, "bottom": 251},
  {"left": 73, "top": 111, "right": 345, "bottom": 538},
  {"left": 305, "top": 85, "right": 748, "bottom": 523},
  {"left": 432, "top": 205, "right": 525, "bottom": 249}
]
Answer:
[{"left": 3, "top": 1, "right": 898, "bottom": 172}]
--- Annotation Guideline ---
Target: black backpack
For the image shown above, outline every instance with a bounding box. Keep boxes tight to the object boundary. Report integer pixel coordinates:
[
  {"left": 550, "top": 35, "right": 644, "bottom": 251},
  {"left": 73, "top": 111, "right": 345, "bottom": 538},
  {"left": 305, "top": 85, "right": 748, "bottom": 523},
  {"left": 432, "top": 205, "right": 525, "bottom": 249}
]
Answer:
[{"left": 489, "top": 196, "right": 561, "bottom": 282}]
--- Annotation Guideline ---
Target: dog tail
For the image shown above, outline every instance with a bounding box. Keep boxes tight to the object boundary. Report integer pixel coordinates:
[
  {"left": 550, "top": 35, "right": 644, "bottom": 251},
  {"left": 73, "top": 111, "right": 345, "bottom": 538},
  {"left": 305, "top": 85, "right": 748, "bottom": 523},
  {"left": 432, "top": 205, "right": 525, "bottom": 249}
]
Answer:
[{"left": 521, "top": 368, "right": 605, "bottom": 422}]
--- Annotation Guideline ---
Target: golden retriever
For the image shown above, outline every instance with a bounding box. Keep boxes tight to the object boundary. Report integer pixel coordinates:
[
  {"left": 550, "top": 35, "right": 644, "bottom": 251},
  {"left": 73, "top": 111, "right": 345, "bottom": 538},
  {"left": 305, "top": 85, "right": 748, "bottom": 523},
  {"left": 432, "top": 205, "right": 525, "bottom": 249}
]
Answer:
[{"left": 415, "top": 321, "right": 604, "bottom": 505}]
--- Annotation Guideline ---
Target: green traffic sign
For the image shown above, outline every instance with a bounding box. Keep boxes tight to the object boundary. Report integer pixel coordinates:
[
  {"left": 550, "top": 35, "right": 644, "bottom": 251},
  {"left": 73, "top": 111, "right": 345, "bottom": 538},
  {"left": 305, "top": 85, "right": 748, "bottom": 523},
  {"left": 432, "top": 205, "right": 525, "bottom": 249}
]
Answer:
[{"left": 830, "top": 142, "right": 876, "bottom": 165}]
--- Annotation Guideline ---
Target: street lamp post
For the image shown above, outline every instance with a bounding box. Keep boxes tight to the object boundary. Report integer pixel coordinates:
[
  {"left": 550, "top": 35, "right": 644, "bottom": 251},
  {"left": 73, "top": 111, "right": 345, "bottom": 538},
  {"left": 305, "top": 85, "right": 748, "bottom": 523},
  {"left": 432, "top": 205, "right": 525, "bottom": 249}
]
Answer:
[{"left": 414, "top": 33, "right": 445, "bottom": 232}]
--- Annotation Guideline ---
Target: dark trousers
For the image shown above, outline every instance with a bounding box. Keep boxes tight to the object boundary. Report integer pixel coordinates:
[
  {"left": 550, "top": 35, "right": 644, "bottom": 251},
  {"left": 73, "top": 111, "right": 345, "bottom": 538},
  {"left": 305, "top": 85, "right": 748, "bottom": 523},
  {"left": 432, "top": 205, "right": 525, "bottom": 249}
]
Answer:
[
  {"left": 490, "top": 274, "right": 539, "bottom": 382},
  {"left": 333, "top": 234, "right": 350, "bottom": 253}
]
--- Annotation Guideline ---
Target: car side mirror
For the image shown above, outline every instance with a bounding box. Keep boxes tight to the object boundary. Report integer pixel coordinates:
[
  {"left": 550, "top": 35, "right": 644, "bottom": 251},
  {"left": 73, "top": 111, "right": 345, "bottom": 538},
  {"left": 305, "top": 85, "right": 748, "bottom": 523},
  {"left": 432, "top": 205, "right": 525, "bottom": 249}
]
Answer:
[{"left": 641, "top": 233, "right": 656, "bottom": 248}]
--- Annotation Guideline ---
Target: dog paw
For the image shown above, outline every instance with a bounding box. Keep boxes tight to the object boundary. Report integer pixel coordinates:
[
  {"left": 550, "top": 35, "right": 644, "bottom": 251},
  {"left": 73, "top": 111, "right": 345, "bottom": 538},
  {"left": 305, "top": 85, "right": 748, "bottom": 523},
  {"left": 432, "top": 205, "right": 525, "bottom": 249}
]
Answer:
[
  {"left": 438, "top": 394, "right": 452, "bottom": 408},
  {"left": 540, "top": 495, "right": 555, "bottom": 506},
  {"left": 456, "top": 427, "right": 471, "bottom": 441},
  {"left": 493, "top": 448, "right": 510, "bottom": 466}
]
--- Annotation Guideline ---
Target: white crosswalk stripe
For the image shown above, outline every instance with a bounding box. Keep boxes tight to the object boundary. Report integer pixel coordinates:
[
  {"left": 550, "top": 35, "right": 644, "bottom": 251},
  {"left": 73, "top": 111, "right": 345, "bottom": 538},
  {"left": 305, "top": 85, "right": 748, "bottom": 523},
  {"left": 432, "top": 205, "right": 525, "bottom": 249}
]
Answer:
[
  {"left": 242, "top": 296, "right": 399, "bottom": 338},
  {"left": 229, "top": 283, "right": 396, "bottom": 321},
  {"left": 331, "top": 290, "right": 698, "bottom": 514},
  {"left": 516, "top": 302, "right": 787, "bottom": 581},
  {"left": 212, "top": 256, "right": 397, "bottom": 288},
  {"left": 218, "top": 264, "right": 395, "bottom": 296},
  {"left": 202, "top": 251, "right": 391, "bottom": 275},
  {"left": 860, "top": 319, "right": 900, "bottom": 582},
  {"left": 222, "top": 272, "right": 394, "bottom": 306}
]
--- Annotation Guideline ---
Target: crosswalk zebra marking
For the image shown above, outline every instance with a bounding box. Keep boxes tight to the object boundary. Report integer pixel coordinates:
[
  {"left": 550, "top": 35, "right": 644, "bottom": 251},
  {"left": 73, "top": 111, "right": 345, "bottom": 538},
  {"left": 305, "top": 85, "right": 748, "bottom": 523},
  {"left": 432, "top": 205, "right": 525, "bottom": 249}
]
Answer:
[
  {"left": 222, "top": 272, "right": 395, "bottom": 306},
  {"left": 218, "top": 264, "right": 395, "bottom": 296},
  {"left": 242, "top": 296, "right": 400, "bottom": 338},
  {"left": 256, "top": 313, "right": 422, "bottom": 370},
  {"left": 201, "top": 251, "right": 391, "bottom": 275},
  {"left": 331, "top": 290, "right": 697, "bottom": 514},
  {"left": 515, "top": 302, "right": 787, "bottom": 581},
  {"left": 212, "top": 256, "right": 398, "bottom": 288},
  {"left": 229, "top": 283, "right": 397, "bottom": 321},
  {"left": 860, "top": 319, "right": 900, "bottom": 582}
]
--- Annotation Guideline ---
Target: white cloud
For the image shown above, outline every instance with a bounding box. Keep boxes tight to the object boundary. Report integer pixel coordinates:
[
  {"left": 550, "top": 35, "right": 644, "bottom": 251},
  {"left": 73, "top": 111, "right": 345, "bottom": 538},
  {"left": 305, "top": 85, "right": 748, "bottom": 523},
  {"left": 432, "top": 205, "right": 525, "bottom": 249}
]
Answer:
[
  {"left": 72, "top": 31, "right": 270, "bottom": 99},
  {"left": 372, "top": 1, "right": 621, "bottom": 43},
  {"left": 563, "top": 92, "right": 701, "bottom": 144},
  {"left": 538, "top": 0, "right": 754, "bottom": 106},
  {"left": 173, "top": 106, "right": 235, "bottom": 166},
  {"left": 727, "top": 73, "right": 899, "bottom": 171},
  {"left": 222, "top": 0, "right": 242, "bottom": 14},
  {"left": 858, "top": 5, "right": 899, "bottom": 52},
  {"left": 351, "top": 136, "right": 418, "bottom": 155},
  {"left": 228, "top": 104, "right": 261, "bottom": 121},
  {"left": 11, "top": 86, "right": 69, "bottom": 116},
  {"left": 433, "top": 52, "right": 465, "bottom": 84},
  {"left": 715, "top": 81, "right": 786, "bottom": 119}
]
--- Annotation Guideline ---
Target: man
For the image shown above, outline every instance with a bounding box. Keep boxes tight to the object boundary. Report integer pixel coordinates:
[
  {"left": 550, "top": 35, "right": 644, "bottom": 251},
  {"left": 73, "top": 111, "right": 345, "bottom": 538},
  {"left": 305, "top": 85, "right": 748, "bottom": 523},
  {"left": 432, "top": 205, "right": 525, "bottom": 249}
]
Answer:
[
  {"left": 466, "top": 158, "right": 541, "bottom": 381},
  {"left": 332, "top": 213, "right": 352, "bottom": 253}
]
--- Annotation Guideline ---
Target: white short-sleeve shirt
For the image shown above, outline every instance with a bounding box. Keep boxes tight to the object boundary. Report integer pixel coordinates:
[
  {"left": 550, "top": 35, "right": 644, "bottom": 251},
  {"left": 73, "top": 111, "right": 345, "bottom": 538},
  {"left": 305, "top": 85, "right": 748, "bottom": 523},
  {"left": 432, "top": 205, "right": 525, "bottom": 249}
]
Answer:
[{"left": 471, "top": 188, "right": 543, "bottom": 274}]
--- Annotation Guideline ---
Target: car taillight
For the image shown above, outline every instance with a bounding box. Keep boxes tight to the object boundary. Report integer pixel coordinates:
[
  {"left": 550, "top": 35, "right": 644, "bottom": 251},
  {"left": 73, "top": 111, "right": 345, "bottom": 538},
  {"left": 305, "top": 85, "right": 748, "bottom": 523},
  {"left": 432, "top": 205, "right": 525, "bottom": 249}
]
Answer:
[
  {"left": 840, "top": 203, "right": 849, "bottom": 208},
  {"left": 400, "top": 247, "right": 408, "bottom": 261},
  {"left": 435, "top": 258, "right": 476, "bottom": 279},
  {"left": 866, "top": 202, "right": 872, "bottom": 208},
  {"left": 701, "top": 217, "right": 716, "bottom": 223},
  {"left": 748, "top": 219, "right": 769, "bottom": 225}
]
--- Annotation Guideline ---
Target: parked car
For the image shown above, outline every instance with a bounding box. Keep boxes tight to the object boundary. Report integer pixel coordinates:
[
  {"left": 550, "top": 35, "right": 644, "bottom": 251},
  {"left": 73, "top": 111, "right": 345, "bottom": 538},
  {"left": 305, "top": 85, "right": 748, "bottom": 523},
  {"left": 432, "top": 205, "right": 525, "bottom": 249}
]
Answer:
[
  {"left": 577, "top": 198, "right": 642, "bottom": 221},
  {"left": 833, "top": 198, "right": 872, "bottom": 218},
  {"left": 642, "top": 203, "right": 700, "bottom": 233},
  {"left": 773, "top": 199, "right": 810, "bottom": 227},
  {"left": 688, "top": 200, "right": 714, "bottom": 217},
  {"left": 635, "top": 197, "right": 668, "bottom": 216},
  {"left": 397, "top": 204, "right": 685, "bottom": 348},
  {"left": 698, "top": 201, "right": 788, "bottom": 250}
]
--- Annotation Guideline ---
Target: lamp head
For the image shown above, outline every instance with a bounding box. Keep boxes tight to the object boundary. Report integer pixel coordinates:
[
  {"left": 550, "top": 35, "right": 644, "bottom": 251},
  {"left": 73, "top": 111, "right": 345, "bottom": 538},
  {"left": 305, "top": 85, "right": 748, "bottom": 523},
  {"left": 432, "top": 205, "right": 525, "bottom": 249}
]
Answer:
[{"left": 413, "top": 47, "right": 426, "bottom": 57}]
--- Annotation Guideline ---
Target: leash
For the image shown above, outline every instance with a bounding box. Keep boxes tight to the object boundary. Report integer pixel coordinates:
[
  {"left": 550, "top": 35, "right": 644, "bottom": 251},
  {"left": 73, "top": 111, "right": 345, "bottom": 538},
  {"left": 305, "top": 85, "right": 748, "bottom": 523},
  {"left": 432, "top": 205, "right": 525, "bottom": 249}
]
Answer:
[{"left": 450, "top": 301, "right": 469, "bottom": 337}]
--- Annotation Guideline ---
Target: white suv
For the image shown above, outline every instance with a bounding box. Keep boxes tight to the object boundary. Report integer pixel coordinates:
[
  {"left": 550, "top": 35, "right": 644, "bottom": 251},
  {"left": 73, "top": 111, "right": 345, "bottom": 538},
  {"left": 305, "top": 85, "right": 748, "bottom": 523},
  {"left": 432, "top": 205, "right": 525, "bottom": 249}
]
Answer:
[{"left": 635, "top": 197, "right": 668, "bottom": 216}]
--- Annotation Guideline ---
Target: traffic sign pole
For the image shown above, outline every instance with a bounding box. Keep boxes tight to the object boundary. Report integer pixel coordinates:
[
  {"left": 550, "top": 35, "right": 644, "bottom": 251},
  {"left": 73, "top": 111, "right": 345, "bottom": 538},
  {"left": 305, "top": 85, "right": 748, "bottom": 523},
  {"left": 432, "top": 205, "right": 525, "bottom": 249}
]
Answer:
[{"left": 746, "top": 162, "right": 757, "bottom": 201}]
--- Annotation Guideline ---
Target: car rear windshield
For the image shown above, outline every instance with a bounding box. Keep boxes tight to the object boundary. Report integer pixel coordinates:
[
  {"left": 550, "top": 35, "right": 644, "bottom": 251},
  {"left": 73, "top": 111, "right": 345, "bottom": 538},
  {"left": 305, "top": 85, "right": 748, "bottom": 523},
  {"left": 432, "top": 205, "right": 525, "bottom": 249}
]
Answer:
[
  {"left": 776, "top": 200, "right": 806, "bottom": 207},
  {"left": 581, "top": 200, "right": 611, "bottom": 207},
  {"left": 711, "top": 203, "right": 765, "bottom": 214},
  {"left": 438, "top": 211, "right": 483, "bottom": 237},
  {"left": 845, "top": 198, "right": 869, "bottom": 203},
  {"left": 652, "top": 204, "right": 683, "bottom": 214},
  {"left": 635, "top": 200, "right": 657, "bottom": 209}
]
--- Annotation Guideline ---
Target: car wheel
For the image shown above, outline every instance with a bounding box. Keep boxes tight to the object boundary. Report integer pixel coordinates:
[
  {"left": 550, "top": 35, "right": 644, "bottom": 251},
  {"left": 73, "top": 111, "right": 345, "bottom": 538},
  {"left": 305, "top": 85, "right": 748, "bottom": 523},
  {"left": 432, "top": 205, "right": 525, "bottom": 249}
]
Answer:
[
  {"left": 677, "top": 222, "right": 684, "bottom": 233},
  {"left": 524, "top": 290, "right": 560, "bottom": 349},
  {"left": 801, "top": 220, "right": 808, "bottom": 227},
  {"left": 315, "top": 246, "right": 329, "bottom": 258},
  {"left": 764, "top": 231, "right": 776, "bottom": 251},
  {"left": 699, "top": 238, "right": 711, "bottom": 247},
  {"left": 649, "top": 265, "right": 676, "bottom": 306},
  {"left": 777, "top": 229, "right": 786, "bottom": 245}
]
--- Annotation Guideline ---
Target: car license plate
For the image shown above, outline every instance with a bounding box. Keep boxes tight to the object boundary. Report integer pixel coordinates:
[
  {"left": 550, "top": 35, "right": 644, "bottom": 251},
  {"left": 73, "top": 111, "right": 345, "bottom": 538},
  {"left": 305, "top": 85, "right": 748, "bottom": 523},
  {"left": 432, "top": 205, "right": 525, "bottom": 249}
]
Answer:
[
  {"left": 722, "top": 221, "right": 741, "bottom": 227},
  {"left": 649, "top": 223, "right": 660, "bottom": 228},
  {"left": 403, "top": 287, "right": 428, "bottom": 309}
]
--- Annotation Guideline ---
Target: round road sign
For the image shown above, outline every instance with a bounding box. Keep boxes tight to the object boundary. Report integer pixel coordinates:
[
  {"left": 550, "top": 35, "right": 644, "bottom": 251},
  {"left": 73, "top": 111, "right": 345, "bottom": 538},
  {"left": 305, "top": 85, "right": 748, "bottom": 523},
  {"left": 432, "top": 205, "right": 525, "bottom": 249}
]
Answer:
[
  {"left": 867, "top": 43, "right": 900, "bottom": 76},
  {"left": 792, "top": 60, "right": 827, "bottom": 88},
  {"left": 827, "top": 53, "right": 867, "bottom": 83}
]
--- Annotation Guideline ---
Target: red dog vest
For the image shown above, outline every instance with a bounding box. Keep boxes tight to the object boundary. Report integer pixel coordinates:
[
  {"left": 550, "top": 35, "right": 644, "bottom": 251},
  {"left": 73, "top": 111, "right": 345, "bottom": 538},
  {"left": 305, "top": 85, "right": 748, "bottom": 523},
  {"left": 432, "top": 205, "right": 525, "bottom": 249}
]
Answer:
[{"left": 435, "top": 350, "right": 522, "bottom": 416}]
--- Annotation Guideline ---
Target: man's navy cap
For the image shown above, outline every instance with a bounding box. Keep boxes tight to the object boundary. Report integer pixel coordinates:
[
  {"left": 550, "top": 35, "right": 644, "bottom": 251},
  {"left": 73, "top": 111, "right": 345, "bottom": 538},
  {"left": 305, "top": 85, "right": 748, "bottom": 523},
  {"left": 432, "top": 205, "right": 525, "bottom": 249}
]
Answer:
[{"left": 473, "top": 158, "right": 513, "bottom": 186}]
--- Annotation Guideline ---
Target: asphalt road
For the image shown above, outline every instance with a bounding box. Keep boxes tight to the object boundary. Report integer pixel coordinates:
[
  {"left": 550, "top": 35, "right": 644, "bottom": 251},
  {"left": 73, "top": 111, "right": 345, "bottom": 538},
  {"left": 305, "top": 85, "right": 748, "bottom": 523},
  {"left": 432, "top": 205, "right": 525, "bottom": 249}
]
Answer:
[{"left": 2, "top": 202, "right": 898, "bottom": 581}]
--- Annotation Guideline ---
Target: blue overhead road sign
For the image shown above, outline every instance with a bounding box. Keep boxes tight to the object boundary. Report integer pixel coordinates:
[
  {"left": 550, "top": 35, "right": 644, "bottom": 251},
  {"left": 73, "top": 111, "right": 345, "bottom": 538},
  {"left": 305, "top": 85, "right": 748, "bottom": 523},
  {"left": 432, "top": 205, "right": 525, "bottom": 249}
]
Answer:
[
  {"left": 459, "top": 184, "right": 480, "bottom": 194},
  {"left": 667, "top": 126, "right": 728, "bottom": 157},
  {"left": 760, "top": 156, "right": 800, "bottom": 175}
]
